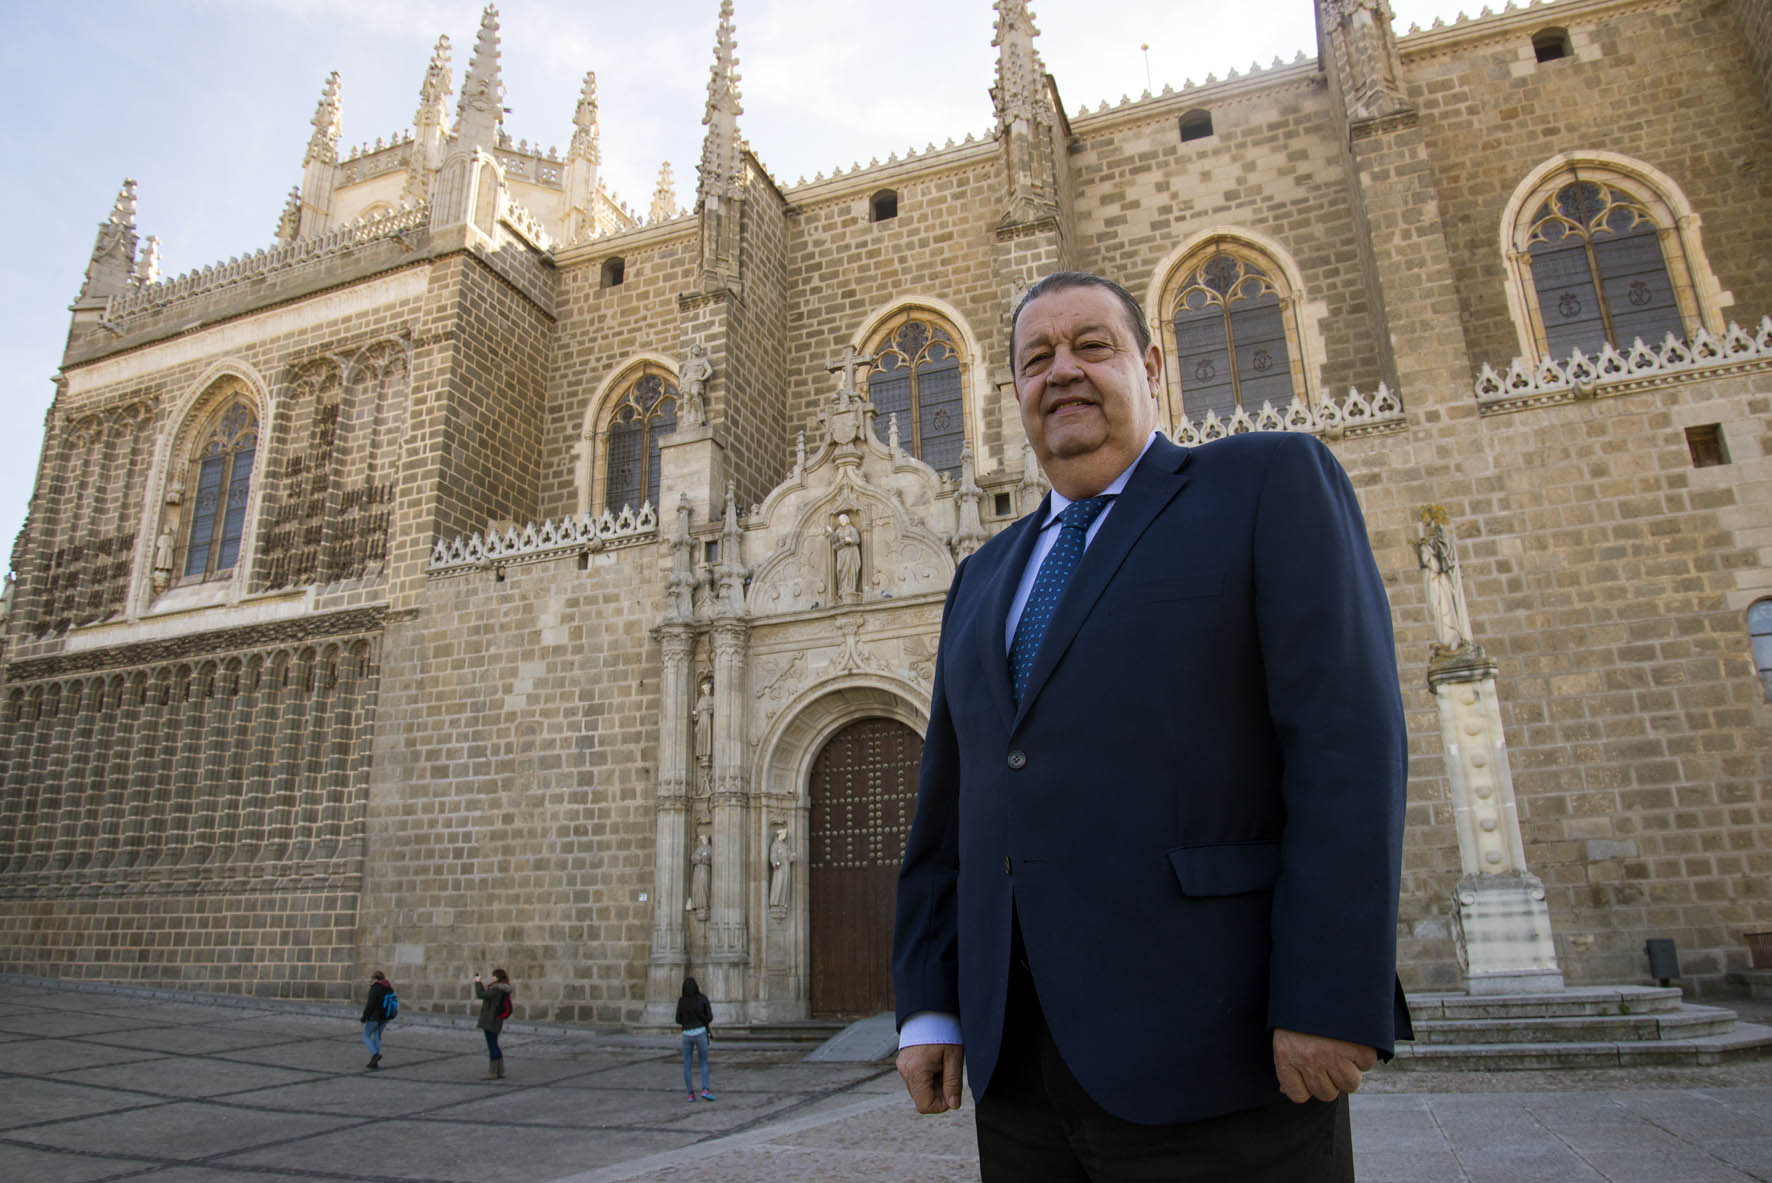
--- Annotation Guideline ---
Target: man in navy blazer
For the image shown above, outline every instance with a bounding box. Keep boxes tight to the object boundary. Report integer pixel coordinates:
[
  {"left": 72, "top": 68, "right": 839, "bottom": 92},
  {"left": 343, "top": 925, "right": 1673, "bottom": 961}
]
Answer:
[{"left": 892, "top": 272, "right": 1409, "bottom": 1180}]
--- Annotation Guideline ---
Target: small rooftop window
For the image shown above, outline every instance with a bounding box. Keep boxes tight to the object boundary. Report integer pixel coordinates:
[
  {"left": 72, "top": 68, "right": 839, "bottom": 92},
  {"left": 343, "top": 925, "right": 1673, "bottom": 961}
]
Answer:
[
  {"left": 871, "top": 189, "right": 899, "bottom": 222},
  {"left": 1179, "top": 110, "right": 1214, "bottom": 143},
  {"left": 601, "top": 257, "right": 626, "bottom": 288},
  {"left": 1533, "top": 28, "right": 1571, "bottom": 62}
]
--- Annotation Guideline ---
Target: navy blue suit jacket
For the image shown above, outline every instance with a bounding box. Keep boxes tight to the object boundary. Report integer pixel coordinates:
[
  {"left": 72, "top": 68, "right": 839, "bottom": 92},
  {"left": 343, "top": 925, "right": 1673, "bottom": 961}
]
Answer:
[{"left": 892, "top": 431, "right": 1409, "bottom": 1125}]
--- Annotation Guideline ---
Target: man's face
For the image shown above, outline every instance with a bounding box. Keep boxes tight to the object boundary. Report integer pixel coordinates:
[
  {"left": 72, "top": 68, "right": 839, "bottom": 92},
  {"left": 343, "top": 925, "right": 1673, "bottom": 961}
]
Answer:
[{"left": 1011, "top": 284, "right": 1162, "bottom": 499}]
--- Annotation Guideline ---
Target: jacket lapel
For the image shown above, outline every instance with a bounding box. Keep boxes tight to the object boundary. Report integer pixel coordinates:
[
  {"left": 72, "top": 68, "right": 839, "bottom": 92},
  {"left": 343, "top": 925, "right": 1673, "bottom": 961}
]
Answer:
[{"left": 1012, "top": 437, "right": 1193, "bottom": 726}]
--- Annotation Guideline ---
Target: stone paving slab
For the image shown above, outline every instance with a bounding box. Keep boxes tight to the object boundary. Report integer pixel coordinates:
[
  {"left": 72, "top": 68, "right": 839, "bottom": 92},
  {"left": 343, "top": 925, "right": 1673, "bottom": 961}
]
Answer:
[{"left": 1, "top": 981, "right": 1768, "bottom": 1183}]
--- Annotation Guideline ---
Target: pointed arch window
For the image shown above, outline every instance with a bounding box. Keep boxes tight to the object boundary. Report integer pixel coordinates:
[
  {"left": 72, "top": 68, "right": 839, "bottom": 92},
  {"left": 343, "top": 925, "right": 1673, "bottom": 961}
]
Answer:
[
  {"left": 603, "top": 370, "right": 677, "bottom": 514},
  {"left": 1523, "top": 178, "right": 1682, "bottom": 360},
  {"left": 183, "top": 400, "right": 258, "bottom": 581},
  {"left": 1750, "top": 599, "right": 1772, "bottom": 703},
  {"left": 1166, "top": 250, "right": 1298, "bottom": 423},
  {"left": 865, "top": 316, "right": 966, "bottom": 477}
]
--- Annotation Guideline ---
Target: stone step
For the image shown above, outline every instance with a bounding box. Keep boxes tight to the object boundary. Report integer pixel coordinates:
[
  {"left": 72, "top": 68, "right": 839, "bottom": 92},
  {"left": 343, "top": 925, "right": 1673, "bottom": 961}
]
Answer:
[
  {"left": 1409, "top": 1004, "right": 1738, "bottom": 1045},
  {"left": 1390, "top": 1021, "right": 1772, "bottom": 1070},
  {"left": 1726, "top": 969, "right": 1772, "bottom": 1002},
  {"left": 1407, "top": 985, "right": 1684, "bottom": 1021}
]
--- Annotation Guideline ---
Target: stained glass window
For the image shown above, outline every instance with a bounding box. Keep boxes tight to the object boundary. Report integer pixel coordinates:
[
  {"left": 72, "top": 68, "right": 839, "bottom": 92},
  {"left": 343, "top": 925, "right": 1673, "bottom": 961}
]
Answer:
[
  {"left": 604, "top": 372, "right": 678, "bottom": 513},
  {"left": 1526, "top": 180, "right": 1681, "bottom": 360},
  {"left": 867, "top": 318, "right": 965, "bottom": 477},
  {"left": 183, "top": 401, "right": 258, "bottom": 581},
  {"left": 1171, "top": 253, "right": 1293, "bottom": 422}
]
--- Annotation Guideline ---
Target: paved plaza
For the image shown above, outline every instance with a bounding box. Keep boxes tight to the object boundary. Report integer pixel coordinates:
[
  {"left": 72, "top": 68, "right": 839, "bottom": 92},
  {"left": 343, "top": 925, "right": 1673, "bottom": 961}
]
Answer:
[{"left": 2, "top": 979, "right": 1770, "bottom": 1182}]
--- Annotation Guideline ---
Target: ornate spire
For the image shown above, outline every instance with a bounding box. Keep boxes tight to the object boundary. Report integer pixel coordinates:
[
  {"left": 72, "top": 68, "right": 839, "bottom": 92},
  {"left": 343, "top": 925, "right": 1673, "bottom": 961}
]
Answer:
[
  {"left": 1318, "top": 0, "right": 1409, "bottom": 122},
  {"left": 407, "top": 35, "right": 453, "bottom": 204},
  {"left": 304, "top": 71, "right": 342, "bottom": 167},
  {"left": 650, "top": 162, "right": 677, "bottom": 222},
  {"left": 991, "top": 0, "right": 1045, "bottom": 136},
  {"left": 455, "top": 5, "right": 505, "bottom": 153},
  {"left": 275, "top": 185, "right": 302, "bottom": 243},
  {"left": 697, "top": 0, "right": 744, "bottom": 206},
  {"left": 414, "top": 34, "right": 453, "bottom": 137},
  {"left": 76, "top": 179, "right": 139, "bottom": 304},
  {"left": 569, "top": 71, "right": 600, "bottom": 165},
  {"left": 132, "top": 235, "right": 160, "bottom": 289},
  {"left": 416, "top": 33, "right": 453, "bottom": 128}
]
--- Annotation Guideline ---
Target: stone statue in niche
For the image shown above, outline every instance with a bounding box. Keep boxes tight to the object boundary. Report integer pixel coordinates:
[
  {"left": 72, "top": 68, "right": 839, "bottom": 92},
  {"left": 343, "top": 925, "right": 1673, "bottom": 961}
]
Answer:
[
  {"left": 680, "top": 343, "right": 712, "bottom": 428},
  {"left": 687, "top": 829, "right": 712, "bottom": 913},
  {"left": 828, "top": 513, "right": 863, "bottom": 603},
  {"left": 692, "top": 675, "right": 714, "bottom": 791},
  {"left": 151, "top": 526, "right": 176, "bottom": 593},
  {"left": 768, "top": 826, "right": 796, "bottom": 909}
]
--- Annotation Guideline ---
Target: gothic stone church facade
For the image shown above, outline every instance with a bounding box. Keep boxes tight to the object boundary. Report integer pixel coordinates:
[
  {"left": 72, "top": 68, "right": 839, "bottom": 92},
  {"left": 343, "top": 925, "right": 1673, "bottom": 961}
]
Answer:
[{"left": 3, "top": 0, "right": 1771, "bottom": 1025}]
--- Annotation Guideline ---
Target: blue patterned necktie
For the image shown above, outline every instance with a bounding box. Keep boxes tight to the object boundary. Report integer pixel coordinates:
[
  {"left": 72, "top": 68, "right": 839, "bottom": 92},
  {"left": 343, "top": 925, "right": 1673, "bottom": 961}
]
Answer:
[{"left": 1007, "top": 494, "right": 1114, "bottom": 705}]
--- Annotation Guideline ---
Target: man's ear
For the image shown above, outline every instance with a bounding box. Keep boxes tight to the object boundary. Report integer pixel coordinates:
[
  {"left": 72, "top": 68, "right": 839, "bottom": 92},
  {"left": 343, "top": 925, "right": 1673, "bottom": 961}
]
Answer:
[{"left": 1143, "top": 342, "right": 1164, "bottom": 396}]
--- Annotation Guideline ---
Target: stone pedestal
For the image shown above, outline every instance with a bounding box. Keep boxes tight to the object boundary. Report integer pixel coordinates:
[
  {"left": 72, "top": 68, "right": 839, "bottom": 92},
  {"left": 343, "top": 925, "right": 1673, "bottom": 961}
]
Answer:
[
  {"left": 1453, "top": 872, "right": 1565, "bottom": 995},
  {"left": 659, "top": 427, "right": 726, "bottom": 527}
]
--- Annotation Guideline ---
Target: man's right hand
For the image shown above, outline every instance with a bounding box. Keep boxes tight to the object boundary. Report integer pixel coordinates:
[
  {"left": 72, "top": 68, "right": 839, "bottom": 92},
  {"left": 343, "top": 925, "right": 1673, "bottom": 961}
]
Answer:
[{"left": 896, "top": 1042, "right": 965, "bottom": 1113}]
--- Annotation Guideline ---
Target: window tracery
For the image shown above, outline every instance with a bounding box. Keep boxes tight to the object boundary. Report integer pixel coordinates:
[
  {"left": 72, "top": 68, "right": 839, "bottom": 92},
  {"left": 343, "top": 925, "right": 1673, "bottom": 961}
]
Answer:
[
  {"left": 1162, "top": 243, "right": 1303, "bottom": 423},
  {"left": 181, "top": 399, "right": 259, "bottom": 583},
  {"left": 864, "top": 314, "right": 966, "bottom": 477},
  {"left": 1502, "top": 157, "right": 1721, "bottom": 364},
  {"left": 603, "top": 369, "right": 678, "bottom": 514}
]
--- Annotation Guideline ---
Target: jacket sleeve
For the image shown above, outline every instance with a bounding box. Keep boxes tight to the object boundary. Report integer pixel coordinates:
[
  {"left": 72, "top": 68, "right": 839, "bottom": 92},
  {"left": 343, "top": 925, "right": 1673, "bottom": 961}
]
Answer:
[
  {"left": 1252, "top": 433, "right": 1409, "bottom": 1055},
  {"left": 891, "top": 557, "right": 970, "bottom": 1029}
]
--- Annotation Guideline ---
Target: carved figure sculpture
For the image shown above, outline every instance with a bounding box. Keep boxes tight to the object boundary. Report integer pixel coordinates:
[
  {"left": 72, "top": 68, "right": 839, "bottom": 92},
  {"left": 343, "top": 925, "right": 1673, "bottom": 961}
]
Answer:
[
  {"left": 1415, "top": 506, "right": 1474, "bottom": 655},
  {"left": 693, "top": 677, "right": 715, "bottom": 767},
  {"left": 680, "top": 343, "right": 712, "bottom": 428},
  {"left": 151, "top": 525, "right": 176, "bottom": 592},
  {"left": 768, "top": 827, "right": 795, "bottom": 909},
  {"left": 688, "top": 831, "right": 712, "bottom": 912},
  {"left": 829, "top": 513, "right": 862, "bottom": 603}
]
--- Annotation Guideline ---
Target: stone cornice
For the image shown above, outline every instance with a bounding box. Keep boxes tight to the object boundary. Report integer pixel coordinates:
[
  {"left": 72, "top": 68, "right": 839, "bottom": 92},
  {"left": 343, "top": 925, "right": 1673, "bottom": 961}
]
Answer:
[
  {"left": 1396, "top": 0, "right": 1678, "bottom": 60},
  {"left": 5, "top": 606, "right": 386, "bottom": 684}
]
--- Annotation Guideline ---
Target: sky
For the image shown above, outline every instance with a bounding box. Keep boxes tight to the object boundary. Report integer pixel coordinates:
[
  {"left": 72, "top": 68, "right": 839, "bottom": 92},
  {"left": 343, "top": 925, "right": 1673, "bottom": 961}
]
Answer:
[{"left": 0, "top": 0, "right": 1495, "bottom": 570}]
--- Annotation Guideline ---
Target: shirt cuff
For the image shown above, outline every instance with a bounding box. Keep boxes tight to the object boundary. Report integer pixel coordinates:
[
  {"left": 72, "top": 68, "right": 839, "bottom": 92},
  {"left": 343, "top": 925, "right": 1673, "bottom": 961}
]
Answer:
[{"left": 898, "top": 1011, "right": 963, "bottom": 1048}]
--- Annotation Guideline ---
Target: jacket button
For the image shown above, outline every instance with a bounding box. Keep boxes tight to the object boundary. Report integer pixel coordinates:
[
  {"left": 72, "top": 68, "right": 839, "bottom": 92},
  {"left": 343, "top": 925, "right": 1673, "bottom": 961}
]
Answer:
[
  {"left": 1003, "top": 857, "right": 1012, "bottom": 876},
  {"left": 1007, "top": 750, "right": 1027, "bottom": 770}
]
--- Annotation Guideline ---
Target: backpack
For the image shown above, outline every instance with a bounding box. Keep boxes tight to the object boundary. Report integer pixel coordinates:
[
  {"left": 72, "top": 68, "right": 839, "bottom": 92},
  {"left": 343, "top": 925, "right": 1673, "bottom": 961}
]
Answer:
[
  {"left": 495, "top": 992, "right": 512, "bottom": 1021},
  {"left": 379, "top": 988, "right": 398, "bottom": 1022}
]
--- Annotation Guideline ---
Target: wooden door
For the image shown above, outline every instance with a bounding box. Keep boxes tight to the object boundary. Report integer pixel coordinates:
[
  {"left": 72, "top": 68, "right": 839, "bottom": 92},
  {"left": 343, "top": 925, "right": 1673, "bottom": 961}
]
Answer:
[{"left": 808, "top": 717, "right": 923, "bottom": 1017}]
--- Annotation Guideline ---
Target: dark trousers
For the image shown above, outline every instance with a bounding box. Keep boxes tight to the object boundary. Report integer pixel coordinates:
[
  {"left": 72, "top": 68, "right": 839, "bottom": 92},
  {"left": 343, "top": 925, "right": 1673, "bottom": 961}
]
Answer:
[
  {"left": 976, "top": 936, "right": 1354, "bottom": 1183},
  {"left": 483, "top": 1029, "right": 502, "bottom": 1060}
]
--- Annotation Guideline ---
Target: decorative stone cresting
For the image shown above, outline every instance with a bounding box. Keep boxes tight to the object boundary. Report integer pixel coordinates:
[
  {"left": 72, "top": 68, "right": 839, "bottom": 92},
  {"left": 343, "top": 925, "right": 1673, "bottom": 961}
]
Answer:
[
  {"left": 1474, "top": 319, "right": 1772, "bottom": 414},
  {"left": 427, "top": 503, "right": 658, "bottom": 576},
  {"left": 1170, "top": 383, "right": 1404, "bottom": 445},
  {"left": 102, "top": 203, "right": 431, "bottom": 323}
]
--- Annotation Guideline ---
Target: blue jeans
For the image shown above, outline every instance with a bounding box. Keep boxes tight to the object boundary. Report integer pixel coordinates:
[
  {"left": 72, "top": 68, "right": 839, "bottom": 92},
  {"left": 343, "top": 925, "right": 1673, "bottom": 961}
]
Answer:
[
  {"left": 362, "top": 1021, "right": 385, "bottom": 1054},
  {"left": 483, "top": 1029, "right": 502, "bottom": 1060},
  {"left": 681, "top": 1031, "right": 710, "bottom": 1093}
]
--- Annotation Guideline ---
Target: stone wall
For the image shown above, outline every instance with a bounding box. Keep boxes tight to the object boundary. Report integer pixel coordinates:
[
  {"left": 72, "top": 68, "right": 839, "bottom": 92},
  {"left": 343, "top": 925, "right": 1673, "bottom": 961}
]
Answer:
[{"left": 361, "top": 546, "right": 665, "bottom": 1024}]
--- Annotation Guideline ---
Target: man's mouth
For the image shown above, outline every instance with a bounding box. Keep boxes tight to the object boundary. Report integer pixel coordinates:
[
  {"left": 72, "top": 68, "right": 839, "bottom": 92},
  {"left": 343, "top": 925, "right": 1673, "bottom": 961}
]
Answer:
[{"left": 1047, "top": 396, "right": 1095, "bottom": 416}]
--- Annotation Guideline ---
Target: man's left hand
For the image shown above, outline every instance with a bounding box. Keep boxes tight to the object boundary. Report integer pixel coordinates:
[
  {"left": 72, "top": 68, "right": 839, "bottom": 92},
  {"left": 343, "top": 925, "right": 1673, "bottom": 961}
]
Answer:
[{"left": 1272, "top": 1028, "right": 1376, "bottom": 1103}]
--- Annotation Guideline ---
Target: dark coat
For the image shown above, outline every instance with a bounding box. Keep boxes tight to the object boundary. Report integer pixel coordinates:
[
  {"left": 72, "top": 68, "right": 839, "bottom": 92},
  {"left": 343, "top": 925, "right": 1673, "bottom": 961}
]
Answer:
[
  {"left": 675, "top": 991, "right": 713, "bottom": 1031},
  {"left": 360, "top": 979, "right": 393, "bottom": 1024},
  {"left": 475, "top": 980, "right": 511, "bottom": 1034},
  {"left": 892, "top": 431, "right": 1410, "bottom": 1126}
]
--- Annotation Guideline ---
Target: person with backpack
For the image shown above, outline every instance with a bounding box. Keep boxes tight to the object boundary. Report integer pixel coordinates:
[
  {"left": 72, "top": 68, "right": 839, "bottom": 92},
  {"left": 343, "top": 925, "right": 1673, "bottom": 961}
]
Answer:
[
  {"left": 676, "top": 977, "right": 715, "bottom": 1101},
  {"left": 473, "top": 968, "right": 513, "bottom": 1080},
  {"left": 360, "top": 971, "right": 396, "bottom": 1070}
]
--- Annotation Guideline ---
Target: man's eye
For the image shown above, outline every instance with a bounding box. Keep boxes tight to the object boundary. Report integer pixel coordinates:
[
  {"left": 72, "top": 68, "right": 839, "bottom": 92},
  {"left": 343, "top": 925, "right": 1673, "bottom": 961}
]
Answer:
[
  {"left": 1079, "top": 340, "right": 1112, "bottom": 354},
  {"left": 1021, "top": 352, "right": 1051, "bottom": 372}
]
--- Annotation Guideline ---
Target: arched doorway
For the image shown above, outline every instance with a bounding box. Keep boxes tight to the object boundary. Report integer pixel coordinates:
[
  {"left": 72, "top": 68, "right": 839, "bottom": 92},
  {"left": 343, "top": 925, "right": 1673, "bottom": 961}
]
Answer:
[{"left": 807, "top": 716, "right": 923, "bottom": 1016}]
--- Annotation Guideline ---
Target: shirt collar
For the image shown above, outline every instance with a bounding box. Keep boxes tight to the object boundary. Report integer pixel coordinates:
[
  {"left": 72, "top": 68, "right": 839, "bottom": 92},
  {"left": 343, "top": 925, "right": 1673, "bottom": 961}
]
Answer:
[{"left": 1041, "top": 431, "right": 1160, "bottom": 528}]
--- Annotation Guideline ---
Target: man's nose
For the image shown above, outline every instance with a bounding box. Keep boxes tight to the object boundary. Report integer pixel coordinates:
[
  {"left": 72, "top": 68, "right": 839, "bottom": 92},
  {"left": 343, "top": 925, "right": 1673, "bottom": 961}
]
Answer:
[{"left": 1047, "top": 346, "right": 1084, "bottom": 383}]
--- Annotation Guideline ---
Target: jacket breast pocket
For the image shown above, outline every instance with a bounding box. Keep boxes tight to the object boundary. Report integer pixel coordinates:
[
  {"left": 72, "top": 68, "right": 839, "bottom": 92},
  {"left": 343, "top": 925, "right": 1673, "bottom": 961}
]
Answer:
[
  {"left": 1137, "top": 573, "right": 1223, "bottom": 603},
  {"left": 1167, "top": 841, "right": 1280, "bottom": 897}
]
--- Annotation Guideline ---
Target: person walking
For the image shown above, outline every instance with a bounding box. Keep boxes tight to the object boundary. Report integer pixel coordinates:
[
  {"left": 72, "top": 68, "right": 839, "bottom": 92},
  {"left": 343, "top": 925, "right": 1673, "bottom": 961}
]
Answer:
[
  {"left": 676, "top": 977, "right": 715, "bottom": 1101},
  {"left": 360, "top": 971, "right": 394, "bottom": 1070},
  {"left": 473, "top": 968, "right": 513, "bottom": 1081}
]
